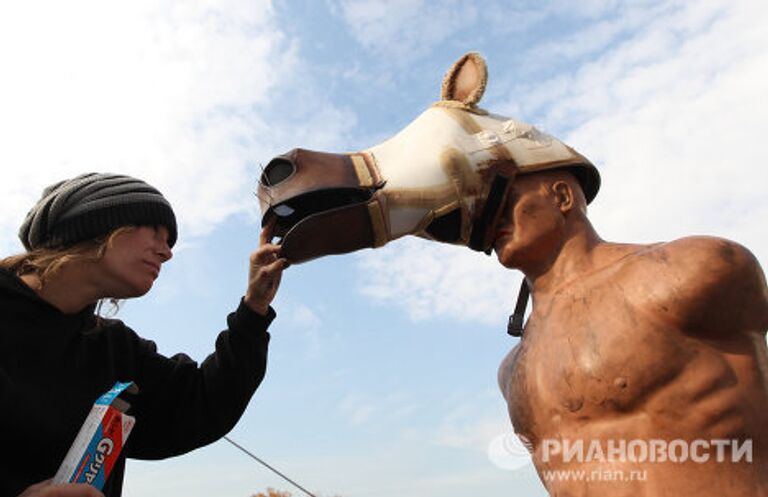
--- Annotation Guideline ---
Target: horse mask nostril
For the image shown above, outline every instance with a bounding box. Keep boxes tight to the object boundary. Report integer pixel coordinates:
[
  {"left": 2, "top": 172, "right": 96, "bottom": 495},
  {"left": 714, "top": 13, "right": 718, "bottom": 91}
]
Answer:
[
  {"left": 261, "top": 158, "right": 295, "bottom": 187},
  {"left": 273, "top": 204, "right": 295, "bottom": 217}
]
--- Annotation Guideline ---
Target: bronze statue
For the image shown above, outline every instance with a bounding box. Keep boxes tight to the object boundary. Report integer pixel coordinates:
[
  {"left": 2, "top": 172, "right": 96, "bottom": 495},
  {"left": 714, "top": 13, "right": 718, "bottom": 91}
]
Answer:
[
  {"left": 258, "top": 53, "right": 768, "bottom": 496},
  {"left": 496, "top": 168, "right": 768, "bottom": 495}
]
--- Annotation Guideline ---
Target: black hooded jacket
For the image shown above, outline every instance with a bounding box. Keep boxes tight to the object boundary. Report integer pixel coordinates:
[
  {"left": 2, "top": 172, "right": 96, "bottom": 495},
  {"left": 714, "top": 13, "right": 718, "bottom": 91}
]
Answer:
[{"left": 0, "top": 268, "right": 274, "bottom": 497}]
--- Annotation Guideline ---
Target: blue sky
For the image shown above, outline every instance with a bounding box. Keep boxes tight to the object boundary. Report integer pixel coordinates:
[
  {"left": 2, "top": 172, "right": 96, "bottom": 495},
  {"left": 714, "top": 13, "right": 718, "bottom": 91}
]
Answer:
[{"left": 1, "top": 1, "right": 767, "bottom": 496}]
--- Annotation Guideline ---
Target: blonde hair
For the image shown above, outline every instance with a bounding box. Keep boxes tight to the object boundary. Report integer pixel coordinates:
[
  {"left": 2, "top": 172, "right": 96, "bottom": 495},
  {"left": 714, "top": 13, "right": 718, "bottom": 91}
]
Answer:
[{"left": 0, "top": 226, "right": 136, "bottom": 317}]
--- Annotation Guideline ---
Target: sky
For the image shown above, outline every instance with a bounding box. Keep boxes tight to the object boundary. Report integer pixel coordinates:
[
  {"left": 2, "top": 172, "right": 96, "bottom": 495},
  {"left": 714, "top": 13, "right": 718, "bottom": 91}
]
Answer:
[{"left": 1, "top": 1, "right": 767, "bottom": 496}]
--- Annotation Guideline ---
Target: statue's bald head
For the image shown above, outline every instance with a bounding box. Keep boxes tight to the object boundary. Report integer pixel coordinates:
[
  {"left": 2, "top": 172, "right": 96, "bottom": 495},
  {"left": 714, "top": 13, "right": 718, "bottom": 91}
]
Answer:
[
  {"left": 515, "top": 168, "right": 589, "bottom": 218},
  {"left": 494, "top": 167, "right": 594, "bottom": 270}
]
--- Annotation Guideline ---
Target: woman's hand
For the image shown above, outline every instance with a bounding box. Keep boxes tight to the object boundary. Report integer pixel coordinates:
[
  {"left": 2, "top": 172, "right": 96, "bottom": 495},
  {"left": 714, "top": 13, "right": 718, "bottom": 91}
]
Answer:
[
  {"left": 243, "top": 222, "right": 289, "bottom": 315},
  {"left": 18, "top": 480, "right": 103, "bottom": 497}
]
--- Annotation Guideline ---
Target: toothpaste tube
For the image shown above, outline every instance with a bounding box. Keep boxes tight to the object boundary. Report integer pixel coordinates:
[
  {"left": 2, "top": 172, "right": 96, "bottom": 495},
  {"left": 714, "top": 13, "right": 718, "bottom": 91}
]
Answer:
[{"left": 53, "top": 381, "right": 138, "bottom": 489}]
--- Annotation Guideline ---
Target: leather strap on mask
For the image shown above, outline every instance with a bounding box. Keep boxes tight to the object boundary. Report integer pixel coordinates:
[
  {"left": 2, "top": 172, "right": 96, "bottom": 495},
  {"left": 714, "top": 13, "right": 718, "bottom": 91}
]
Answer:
[{"left": 468, "top": 173, "right": 512, "bottom": 253}]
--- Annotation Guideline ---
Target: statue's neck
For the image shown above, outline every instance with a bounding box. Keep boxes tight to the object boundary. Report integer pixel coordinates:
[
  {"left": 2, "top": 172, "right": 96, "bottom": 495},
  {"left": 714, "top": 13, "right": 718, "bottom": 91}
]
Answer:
[{"left": 522, "top": 221, "right": 604, "bottom": 300}]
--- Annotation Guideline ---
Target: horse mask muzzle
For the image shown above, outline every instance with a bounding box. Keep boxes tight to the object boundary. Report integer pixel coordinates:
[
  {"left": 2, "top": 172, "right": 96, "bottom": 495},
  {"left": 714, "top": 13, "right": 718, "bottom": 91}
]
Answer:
[
  {"left": 258, "top": 148, "right": 386, "bottom": 263},
  {"left": 258, "top": 53, "right": 600, "bottom": 264}
]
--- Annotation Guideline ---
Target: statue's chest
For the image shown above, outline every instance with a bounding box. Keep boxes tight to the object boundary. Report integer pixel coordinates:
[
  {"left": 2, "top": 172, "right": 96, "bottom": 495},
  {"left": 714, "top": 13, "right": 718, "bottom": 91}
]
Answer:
[{"left": 500, "top": 288, "right": 691, "bottom": 441}]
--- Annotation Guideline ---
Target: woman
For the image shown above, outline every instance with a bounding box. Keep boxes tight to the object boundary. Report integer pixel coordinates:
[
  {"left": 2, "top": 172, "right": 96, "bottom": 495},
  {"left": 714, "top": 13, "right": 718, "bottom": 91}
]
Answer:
[{"left": 1, "top": 173, "right": 288, "bottom": 497}]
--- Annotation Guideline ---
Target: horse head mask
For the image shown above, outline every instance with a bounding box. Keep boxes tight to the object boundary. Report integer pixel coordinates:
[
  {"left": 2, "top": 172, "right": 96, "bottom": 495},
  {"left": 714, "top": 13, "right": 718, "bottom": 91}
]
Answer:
[{"left": 258, "top": 52, "right": 600, "bottom": 263}]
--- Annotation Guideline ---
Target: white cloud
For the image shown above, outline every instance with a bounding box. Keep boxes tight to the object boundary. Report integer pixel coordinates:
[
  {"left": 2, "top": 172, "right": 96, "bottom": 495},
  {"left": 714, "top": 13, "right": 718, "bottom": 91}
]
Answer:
[
  {"left": 332, "top": 0, "right": 660, "bottom": 67},
  {"left": 283, "top": 301, "right": 325, "bottom": 357},
  {"left": 0, "top": 1, "right": 284, "bottom": 250},
  {"left": 0, "top": 1, "right": 356, "bottom": 255},
  {"left": 333, "top": 0, "right": 477, "bottom": 62},
  {"left": 288, "top": 303, "right": 323, "bottom": 330},
  {"left": 354, "top": 0, "right": 768, "bottom": 323},
  {"left": 436, "top": 410, "right": 510, "bottom": 453},
  {"left": 557, "top": 1, "right": 768, "bottom": 264},
  {"left": 335, "top": 389, "right": 424, "bottom": 429},
  {"left": 356, "top": 238, "right": 520, "bottom": 327},
  {"left": 430, "top": 391, "right": 538, "bottom": 473},
  {"left": 338, "top": 393, "right": 378, "bottom": 426}
]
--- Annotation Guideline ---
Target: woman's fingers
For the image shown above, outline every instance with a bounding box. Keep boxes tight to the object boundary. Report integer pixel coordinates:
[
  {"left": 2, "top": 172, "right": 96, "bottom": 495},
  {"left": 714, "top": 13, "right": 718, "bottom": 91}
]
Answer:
[
  {"left": 244, "top": 242, "right": 289, "bottom": 314},
  {"left": 252, "top": 244, "right": 282, "bottom": 265},
  {"left": 259, "top": 218, "right": 278, "bottom": 246},
  {"left": 17, "top": 481, "right": 103, "bottom": 497}
]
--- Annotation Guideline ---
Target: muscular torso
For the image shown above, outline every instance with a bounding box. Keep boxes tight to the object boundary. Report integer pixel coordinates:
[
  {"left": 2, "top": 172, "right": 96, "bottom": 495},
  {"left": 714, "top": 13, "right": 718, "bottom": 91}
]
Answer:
[{"left": 499, "top": 239, "right": 768, "bottom": 496}]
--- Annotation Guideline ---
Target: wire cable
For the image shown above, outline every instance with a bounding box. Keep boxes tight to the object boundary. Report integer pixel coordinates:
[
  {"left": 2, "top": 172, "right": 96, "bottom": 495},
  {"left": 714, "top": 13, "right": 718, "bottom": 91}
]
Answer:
[{"left": 223, "top": 435, "right": 317, "bottom": 497}]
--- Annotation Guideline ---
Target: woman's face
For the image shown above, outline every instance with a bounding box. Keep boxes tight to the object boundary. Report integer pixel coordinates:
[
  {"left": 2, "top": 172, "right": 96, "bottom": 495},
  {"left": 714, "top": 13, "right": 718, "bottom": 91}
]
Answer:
[{"left": 98, "top": 226, "right": 173, "bottom": 298}]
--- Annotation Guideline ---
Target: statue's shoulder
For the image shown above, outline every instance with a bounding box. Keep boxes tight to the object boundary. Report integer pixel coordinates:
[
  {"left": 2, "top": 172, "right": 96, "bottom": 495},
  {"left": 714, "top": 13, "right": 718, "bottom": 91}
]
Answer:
[
  {"left": 582, "top": 238, "right": 759, "bottom": 291},
  {"left": 623, "top": 235, "right": 764, "bottom": 295},
  {"left": 635, "top": 236, "right": 767, "bottom": 334},
  {"left": 655, "top": 236, "right": 760, "bottom": 279}
]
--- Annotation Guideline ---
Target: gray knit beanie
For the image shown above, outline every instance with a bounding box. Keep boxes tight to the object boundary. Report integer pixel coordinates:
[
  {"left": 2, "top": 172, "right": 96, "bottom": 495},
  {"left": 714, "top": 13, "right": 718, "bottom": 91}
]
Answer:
[{"left": 19, "top": 173, "right": 178, "bottom": 251}]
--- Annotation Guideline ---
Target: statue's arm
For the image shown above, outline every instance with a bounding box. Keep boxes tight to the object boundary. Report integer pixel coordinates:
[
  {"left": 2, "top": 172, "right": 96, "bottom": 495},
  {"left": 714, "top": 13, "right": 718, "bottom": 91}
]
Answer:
[{"left": 660, "top": 236, "right": 768, "bottom": 337}]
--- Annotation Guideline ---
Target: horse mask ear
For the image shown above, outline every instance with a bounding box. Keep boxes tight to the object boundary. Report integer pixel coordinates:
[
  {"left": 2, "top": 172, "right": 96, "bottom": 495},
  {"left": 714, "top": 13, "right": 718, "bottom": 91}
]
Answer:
[{"left": 440, "top": 52, "right": 488, "bottom": 107}]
